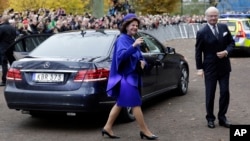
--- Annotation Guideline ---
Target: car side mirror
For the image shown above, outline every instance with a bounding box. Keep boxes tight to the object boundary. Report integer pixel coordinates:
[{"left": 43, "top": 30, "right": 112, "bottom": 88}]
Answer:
[{"left": 165, "top": 46, "right": 175, "bottom": 54}]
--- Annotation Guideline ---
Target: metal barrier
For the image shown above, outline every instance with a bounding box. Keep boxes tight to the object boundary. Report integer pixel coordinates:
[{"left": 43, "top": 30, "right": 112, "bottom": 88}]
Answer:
[{"left": 144, "top": 23, "right": 205, "bottom": 43}]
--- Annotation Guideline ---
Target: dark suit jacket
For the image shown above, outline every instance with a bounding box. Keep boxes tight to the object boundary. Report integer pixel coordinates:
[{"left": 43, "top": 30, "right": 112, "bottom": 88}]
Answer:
[
  {"left": 0, "top": 22, "right": 16, "bottom": 55},
  {"left": 195, "top": 23, "right": 235, "bottom": 75}
]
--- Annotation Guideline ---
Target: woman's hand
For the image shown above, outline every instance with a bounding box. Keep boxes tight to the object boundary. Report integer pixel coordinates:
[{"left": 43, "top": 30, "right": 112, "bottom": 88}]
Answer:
[
  {"left": 132, "top": 37, "right": 144, "bottom": 47},
  {"left": 140, "top": 60, "right": 146, "bottom": 69}
]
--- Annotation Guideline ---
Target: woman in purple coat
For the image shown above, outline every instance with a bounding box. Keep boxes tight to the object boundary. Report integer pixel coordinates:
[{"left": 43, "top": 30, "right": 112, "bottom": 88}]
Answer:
[{"left": 102, "top": 13, "right": 158, "bottom": 140}]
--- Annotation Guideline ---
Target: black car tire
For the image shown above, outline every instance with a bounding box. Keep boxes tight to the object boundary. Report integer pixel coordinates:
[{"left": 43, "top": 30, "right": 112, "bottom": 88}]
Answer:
[
  {"left": 29, "top": 111, "right": 64, "bottom": 118},
  {"left": 29, "top": 111, "right": 45, "bottom": 118},
  {"left": 175, "top": 65, "right": 189, "bottom": 95},
  {"left": 119, "top": 107, "right": 135, "bottom": 123}
]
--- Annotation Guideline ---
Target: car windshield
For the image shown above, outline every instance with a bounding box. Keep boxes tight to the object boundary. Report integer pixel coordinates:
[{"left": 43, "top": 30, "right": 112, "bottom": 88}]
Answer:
[
  {"left": 218, "top": 20, "right": 236, "bottom": 32},
  {"left": 226, "top": 22, "right": 236, "bottom": 32},
  {"left": 29, "top": 33, "right": 116, "bottom": 58}
]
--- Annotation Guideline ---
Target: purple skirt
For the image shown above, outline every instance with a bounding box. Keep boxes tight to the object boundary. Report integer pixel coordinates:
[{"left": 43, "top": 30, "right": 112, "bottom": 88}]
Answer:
[{"left": 116, "top": 77, "right": 142, "bottom": 107}]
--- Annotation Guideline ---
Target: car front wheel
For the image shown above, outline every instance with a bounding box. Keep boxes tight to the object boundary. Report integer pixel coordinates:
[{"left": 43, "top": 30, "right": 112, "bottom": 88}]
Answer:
[{"left": 176, "top": 65, "right": 189, "bottom": 95}]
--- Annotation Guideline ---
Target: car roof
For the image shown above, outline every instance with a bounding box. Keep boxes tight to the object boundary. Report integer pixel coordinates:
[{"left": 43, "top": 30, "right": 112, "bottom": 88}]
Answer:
[
  {"left": 218, "top": 18, "right": 250, "bottom": 21},
  {"left": 220, "top": 14, "right": 250, "bottom": 19},
  {"left": 52, "top": 29, "right": 121, "bottom": 37}
]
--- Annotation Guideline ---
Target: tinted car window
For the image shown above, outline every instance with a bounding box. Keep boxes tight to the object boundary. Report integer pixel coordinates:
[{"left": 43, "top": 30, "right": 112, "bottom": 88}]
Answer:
[
  {"left": 30, "top": 33, "right": 116, "bottom": 58},
  {"left": 25, "top": 37, "right": 48, "bottom": 51},
  {"left": 140, "top": 33, "right": 163, "bottom": 53},
  {"left": 14, "top": 35, "right": 51, "bottom": 52},
  {"left": 242, "top": 21, "right": 250, "bottom": 30}
]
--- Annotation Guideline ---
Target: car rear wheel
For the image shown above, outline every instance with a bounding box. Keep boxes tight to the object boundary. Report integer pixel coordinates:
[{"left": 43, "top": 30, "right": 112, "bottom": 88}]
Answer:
[
  {"left": 176, "top": 65, "right": 189, "bottom": 95},
  {"left": 119, "top": 107, "right": 135, "bottom": 123}
]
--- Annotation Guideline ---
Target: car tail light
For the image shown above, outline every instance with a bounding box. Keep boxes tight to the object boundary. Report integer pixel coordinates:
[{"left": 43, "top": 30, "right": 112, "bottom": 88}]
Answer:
[
  {"left": 74, "top": 68, "right": 110, "bottom": 82},
  {"left": 6, "top": 68, "right": 22, "bottom": 81},
  {"left": 236, "top": 21, "right": 246, "bottom": 38}
]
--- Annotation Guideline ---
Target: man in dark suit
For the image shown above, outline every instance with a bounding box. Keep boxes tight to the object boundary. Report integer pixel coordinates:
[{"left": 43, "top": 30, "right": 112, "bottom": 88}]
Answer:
[
  {"left": 195, "top": 6, "right": 235, "bottom": 128},
  {"left": 0, "top": 15, "right": 16, "bottom": 86}
]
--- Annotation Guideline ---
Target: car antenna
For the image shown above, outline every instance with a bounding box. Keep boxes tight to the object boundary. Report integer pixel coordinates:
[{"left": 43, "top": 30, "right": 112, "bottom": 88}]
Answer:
[
  {"left": 96, "top": 29, "right": 106, "bottom": 34},
  {"left": 81, "top": 29, "right": 86, "bottom": 37}
]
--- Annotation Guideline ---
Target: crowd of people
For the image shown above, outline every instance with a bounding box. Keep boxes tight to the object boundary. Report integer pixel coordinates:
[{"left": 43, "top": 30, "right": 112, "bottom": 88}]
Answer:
[{"left": 0, "top": 6, "right": 208, "bottom": 38}]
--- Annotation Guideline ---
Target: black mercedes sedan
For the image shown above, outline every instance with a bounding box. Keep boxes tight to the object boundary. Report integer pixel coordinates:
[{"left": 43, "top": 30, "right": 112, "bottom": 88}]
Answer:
[{"left": 4, "top": 29, "right": 189, "bottom": 122}]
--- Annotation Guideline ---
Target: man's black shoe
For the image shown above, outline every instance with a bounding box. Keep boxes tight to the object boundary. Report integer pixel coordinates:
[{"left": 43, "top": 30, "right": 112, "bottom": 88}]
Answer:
[
  {"left": 219, "top": 120, "right": 231, "bottom": 128},
  {"left": 207, "top": 121, "right": 215, "bottom": 128},
  {"left": 0, "top": 82, "right": 6, "bottom": 86}
]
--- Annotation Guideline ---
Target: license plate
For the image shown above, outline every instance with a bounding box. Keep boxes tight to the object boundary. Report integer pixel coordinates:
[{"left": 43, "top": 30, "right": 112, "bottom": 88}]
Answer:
[{"left": 33, "top": 73, "right": 64, "bottom": 82}]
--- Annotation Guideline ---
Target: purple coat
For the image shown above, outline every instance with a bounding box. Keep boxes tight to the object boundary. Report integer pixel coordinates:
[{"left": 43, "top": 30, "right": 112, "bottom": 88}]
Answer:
[{"left": 106, "top": 33, "right": 144, "bottom": 97}]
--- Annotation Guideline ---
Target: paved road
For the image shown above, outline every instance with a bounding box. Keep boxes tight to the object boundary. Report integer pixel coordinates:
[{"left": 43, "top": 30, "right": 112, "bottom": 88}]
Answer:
[{"left": 0, "top": 39, "right": 249, "bottom": 141}]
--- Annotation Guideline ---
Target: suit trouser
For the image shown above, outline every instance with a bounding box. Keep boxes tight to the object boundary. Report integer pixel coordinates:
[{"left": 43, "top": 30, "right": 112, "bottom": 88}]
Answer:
[
  {"left": 204, "top": 72, "right": 230, "bottom": 122},
  {"left": 1, "top": 54, "right": 15, "bottom": 83}
]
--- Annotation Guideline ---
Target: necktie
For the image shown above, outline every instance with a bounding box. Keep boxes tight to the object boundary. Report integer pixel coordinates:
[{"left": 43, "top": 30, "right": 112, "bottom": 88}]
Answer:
[{"left": 213, "top": 25, "right": 219, "bottom": 39}]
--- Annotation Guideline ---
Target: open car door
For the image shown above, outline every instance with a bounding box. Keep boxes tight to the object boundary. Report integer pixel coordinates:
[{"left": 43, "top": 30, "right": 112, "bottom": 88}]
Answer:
[{"left": 7, "top": 34, "right": 53, "bottom": 60}]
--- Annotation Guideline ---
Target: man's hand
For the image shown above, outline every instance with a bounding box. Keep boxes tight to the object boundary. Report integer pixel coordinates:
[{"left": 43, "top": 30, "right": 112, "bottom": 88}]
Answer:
[
  {"left": 217, "top": 50, "right": 228, "bottom": 59},
  {"left": 197, "top": 69, "right": 204, "bottom": 78}
]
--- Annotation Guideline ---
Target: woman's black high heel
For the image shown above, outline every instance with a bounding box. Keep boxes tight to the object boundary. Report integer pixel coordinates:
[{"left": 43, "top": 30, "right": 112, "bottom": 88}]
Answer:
[
  {"left": 140, "top": 131, "right": 158, "bottom": 140},
  {"left": 102, "top": 129, "right": 120, "bottom": 139}
]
